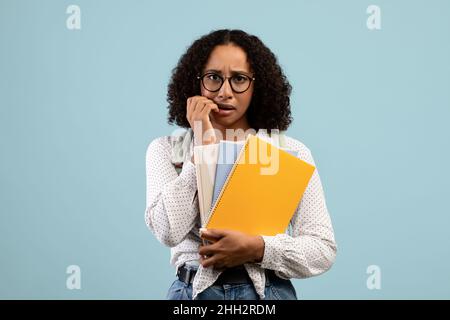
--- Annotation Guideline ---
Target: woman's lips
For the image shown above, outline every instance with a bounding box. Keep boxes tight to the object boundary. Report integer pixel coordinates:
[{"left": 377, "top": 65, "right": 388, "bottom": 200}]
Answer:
[{"left": 216, "top": 103, "right": 236, "bottom": 116}]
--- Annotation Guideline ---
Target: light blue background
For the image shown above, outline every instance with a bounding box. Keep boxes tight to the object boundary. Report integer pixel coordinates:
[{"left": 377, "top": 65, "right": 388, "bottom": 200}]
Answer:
[{"left": 1, "top": 0, "right": 449, "bottom": 299}]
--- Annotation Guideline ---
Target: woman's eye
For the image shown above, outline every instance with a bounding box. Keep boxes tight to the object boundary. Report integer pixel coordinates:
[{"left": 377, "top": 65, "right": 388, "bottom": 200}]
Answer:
[
  {"left": 207, "top": 74, "right": 221, "bottom": 81},
  {"left": 233, "top": 75, "right": 246, "bottom": 82}
]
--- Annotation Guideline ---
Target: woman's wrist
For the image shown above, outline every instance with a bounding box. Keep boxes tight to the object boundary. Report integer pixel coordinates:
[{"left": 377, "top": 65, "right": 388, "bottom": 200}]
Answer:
[{"left": 249, "top": 235, "right": 265, "bottom": 263}]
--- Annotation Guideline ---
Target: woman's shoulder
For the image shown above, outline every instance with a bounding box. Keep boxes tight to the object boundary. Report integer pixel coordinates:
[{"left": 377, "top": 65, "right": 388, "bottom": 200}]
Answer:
[
  {"left": 281, "top": 134, "right": 314, "bottom": 163},
  {"left": 282, "top": 134, "right": 310, "bottom": 151},
  {"left": 146, "top": 129, "right": 191, "bottom": 158},
  {"left": 146, "top": 135, "right": 170, "bottom": 152},
  {"left": 257, "top": 129, "right": 314, "bottom": 164}
]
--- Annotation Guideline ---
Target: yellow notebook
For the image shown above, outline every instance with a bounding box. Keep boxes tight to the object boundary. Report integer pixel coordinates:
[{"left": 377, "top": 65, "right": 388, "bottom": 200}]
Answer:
[{"left": 205, "top": 134, "right": 316, "bottom": 236}]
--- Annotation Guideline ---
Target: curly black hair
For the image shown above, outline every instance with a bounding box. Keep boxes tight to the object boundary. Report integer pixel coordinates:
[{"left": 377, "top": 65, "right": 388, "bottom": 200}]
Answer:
[{"left": 167, "top": 29, "right": 293, "bottom": 132}]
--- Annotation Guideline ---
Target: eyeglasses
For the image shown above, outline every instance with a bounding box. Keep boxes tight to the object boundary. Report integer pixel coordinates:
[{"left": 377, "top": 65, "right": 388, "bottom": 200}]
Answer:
[{"left": 197, "top": 72, "right": 255, "bottom": 93}]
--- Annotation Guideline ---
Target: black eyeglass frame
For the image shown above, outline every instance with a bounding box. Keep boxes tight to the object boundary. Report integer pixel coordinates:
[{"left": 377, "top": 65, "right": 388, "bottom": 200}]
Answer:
[{"left": 196, "top": 72, "right": 256, "bottom": 93}]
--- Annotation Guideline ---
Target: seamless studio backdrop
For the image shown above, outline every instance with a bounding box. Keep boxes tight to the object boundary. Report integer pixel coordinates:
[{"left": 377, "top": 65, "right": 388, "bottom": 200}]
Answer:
[{"left": 1, "top": 0, "right": 449, "bottom": 299}]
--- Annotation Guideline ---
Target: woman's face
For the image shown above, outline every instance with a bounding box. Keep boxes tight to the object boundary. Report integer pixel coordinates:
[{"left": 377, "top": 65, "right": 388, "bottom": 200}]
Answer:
[{"left": 200, "top": 43, "right": 254, "bottom": 131}]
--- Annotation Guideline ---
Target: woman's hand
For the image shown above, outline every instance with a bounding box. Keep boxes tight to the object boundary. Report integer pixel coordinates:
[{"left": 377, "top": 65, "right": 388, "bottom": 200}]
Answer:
[
  {"left": 186, "top": 96, "right": 219, "bottom": 146},
  {"left": 198, "top": 229, "right": 265, "bottom": 270}
]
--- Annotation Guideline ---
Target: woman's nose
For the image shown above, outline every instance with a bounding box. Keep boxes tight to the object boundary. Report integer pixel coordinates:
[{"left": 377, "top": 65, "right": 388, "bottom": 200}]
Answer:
[{"left": 217, "top": 78, "right": 233, "bottom": 99}]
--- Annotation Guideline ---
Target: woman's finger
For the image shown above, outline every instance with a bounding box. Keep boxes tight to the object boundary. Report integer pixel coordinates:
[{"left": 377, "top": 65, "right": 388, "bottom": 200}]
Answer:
[
  {"left": 200, "top": 254, "right": 217, "bottom": 268},
  {"left": 199, "top": 102, "right": 217, "bottom": 118}
]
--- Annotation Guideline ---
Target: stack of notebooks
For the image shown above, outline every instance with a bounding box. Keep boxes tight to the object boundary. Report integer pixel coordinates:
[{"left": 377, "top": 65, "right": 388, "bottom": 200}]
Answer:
[{"left": 193, "top": 134, "right": 315, "bottom": 236}]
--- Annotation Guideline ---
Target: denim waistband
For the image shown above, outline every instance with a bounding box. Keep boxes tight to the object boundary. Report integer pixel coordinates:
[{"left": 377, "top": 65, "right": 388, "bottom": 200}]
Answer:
[{"left": 176, "top": 264, "right": 280, "bottom": 285}]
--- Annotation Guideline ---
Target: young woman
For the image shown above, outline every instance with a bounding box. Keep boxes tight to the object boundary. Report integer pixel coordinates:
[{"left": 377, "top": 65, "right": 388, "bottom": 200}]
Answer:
[{"left": 145, "top": 29, "right": 337, "bottom": 300}]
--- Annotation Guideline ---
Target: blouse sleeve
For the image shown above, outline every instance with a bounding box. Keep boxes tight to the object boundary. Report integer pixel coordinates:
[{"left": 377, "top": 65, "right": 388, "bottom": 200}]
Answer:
[{"left": 144, "top": 137, "right": 199, "bottom": 247}]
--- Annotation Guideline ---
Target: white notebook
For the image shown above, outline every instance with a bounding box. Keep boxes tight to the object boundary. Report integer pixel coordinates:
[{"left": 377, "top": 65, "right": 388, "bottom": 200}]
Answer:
[{"left": 193, "top": 143, "right": 220, "bottom": 226}]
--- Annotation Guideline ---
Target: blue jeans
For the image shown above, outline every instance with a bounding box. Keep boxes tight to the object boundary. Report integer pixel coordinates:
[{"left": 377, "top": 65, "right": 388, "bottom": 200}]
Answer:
[{"left": 166, "top": 272, "right": 298, "bottom": 300}]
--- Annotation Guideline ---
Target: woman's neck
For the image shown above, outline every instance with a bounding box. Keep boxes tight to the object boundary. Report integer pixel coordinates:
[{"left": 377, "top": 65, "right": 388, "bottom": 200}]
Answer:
[{"left": 214, "top": 119, "right": 253, "bottom": 142}]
